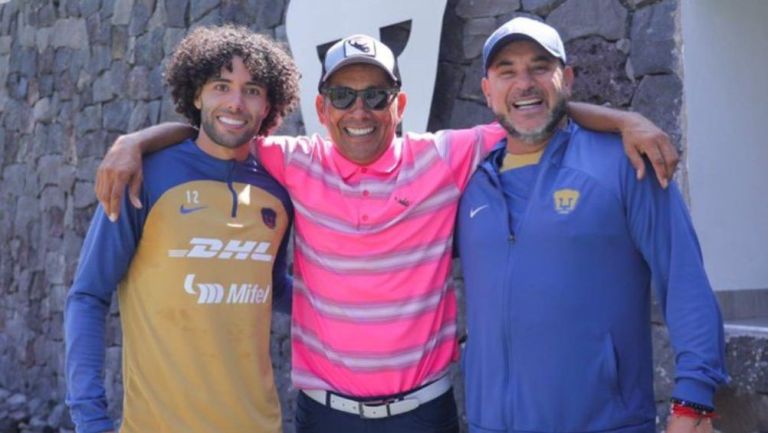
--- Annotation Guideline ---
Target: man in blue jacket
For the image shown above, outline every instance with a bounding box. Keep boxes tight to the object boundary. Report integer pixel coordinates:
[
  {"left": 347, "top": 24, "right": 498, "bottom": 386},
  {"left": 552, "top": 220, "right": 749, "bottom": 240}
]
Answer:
[{"left": 456, "top": 17, "right": 727, "bottom": 433}]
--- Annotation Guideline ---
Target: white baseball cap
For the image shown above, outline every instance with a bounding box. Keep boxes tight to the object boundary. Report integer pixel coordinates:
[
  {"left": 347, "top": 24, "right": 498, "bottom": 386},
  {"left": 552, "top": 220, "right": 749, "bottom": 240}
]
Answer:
[{"left": 319, "top": 34, "right": 401, "bottom": 90}]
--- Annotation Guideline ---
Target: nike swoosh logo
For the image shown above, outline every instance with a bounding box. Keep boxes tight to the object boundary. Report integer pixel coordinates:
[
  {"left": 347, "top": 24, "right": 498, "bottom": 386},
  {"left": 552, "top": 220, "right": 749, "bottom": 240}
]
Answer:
[
  {"left": 469, "top": 205, "right": 489, "bottom": 218},
  {"left": 179, "top": 205, "right": 208, "bottom": 215}
]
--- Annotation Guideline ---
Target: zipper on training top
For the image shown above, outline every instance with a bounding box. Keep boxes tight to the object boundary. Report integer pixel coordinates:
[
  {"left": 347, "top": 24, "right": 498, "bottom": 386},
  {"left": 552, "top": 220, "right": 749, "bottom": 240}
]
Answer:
[
  {"left": 227, "top": 160, "right": 238, "bottom": 218},
  {"left": 480, "top": 157, "right": 517, "bottom": 243}
]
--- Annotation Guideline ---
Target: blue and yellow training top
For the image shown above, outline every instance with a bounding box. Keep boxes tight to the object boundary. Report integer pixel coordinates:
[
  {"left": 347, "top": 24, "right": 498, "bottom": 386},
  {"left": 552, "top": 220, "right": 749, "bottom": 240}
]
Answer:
[{"left": 65, "top": 139, "right": 293, "bottom": 433}]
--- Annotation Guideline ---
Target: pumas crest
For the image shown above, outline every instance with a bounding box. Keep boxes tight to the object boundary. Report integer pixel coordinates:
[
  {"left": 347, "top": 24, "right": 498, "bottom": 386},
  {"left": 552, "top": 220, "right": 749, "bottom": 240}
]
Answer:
[{"left": 553, "top": 189, "right": 580, "bottom": 215}]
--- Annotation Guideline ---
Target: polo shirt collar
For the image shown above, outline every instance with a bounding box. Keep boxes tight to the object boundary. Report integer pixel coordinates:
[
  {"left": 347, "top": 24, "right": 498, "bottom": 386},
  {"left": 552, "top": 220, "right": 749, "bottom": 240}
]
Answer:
[{"left": 331, "top": 138, "right": 401, "bottom": 179}]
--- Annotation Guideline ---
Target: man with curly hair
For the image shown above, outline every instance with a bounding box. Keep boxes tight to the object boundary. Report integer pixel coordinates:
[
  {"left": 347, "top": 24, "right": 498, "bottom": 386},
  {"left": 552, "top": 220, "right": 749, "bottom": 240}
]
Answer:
[{"left": 64, "top": 25, "right": 299, "bottom": 433}]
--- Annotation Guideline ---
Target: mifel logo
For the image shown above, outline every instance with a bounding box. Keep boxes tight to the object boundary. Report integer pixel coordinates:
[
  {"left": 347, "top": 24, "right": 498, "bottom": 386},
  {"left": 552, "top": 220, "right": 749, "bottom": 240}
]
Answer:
[{"left": 184, "top": 274, "right": 271, "bottom": 305}]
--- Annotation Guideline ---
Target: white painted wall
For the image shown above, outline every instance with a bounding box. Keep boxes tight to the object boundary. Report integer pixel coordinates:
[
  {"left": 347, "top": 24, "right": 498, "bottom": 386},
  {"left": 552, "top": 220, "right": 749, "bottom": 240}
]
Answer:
[
  {"left": 285, "top": 0, "right": 447, "bottom": 136},
  {"left": 681, "top": 0, "right": 768, "bottom": 291}
]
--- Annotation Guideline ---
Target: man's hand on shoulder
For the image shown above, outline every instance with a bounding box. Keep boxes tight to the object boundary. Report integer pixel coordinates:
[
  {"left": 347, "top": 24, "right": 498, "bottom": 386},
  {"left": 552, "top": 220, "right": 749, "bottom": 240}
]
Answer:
[
  {"left": 565, "top": 102, "right": 678, "bottom": 188},
  {"left": 619, "top": 111, "right": 679, "bottom": 188},
  {"left": 94, "top": 122, "right": 198, "bottom": 221},
  {"left": 95, "top": 133, "right": 144, "bottom": 222}
]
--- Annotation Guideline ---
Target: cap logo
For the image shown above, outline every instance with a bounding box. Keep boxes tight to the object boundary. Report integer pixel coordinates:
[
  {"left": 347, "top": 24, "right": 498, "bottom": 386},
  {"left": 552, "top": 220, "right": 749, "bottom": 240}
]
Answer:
[{"left": 345, "top": 37, "right": 375, "bottom": 57}]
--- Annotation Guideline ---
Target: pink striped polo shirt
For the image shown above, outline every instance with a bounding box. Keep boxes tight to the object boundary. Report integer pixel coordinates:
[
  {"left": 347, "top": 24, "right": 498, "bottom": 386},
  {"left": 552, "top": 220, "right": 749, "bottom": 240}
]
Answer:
[{"left": 257, "top": 124, "right": 504, "bottom": 396}]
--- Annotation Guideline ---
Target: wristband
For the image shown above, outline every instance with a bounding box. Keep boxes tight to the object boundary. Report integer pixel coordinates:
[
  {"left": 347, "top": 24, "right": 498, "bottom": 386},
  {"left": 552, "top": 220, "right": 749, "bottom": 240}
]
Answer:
[
  {"left": 670, "top": 400, "right": 716, "bottom": 426},
  {"left": 670, "top": 398, "right": 714, "bottom": 414}
]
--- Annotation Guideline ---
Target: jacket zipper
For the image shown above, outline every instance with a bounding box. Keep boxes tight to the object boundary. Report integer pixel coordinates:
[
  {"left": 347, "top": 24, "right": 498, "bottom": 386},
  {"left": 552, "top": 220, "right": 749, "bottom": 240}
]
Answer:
[
  {"left": 227, "top": 160, "right": 238, "bottom": 218},
  {"left": 479, "top": 161, "right": 516, "bottom": 428},
  {"left": 484, "top": 128, "right": 569, "bottom": 428}
]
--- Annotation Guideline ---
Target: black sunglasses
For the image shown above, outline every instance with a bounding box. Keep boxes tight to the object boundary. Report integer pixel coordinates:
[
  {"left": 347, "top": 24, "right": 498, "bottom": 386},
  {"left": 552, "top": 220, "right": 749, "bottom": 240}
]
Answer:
[{"left": 321, "top": 86, "right": 399, "bottom": 110}]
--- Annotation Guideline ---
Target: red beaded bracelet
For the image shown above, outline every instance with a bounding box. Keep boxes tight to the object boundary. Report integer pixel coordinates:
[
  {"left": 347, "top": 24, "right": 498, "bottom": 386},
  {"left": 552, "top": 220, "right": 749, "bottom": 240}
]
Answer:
[{"left": 670, "top": 403, "right": 717, "bottom": 426}]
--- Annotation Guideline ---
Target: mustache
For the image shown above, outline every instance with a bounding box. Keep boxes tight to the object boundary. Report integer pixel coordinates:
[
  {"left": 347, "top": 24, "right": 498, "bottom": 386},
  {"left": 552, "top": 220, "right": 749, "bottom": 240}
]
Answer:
[
  {"left": 496, "top": 96, "right": 569, "bottom": 144},
  {"left": 507, "top": 88, "right": 543, "bottom": 102}
]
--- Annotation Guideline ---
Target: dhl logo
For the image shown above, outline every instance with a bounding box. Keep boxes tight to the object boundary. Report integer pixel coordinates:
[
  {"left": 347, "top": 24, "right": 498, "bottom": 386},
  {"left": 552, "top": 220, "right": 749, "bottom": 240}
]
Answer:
[{"left": 168, "top": 238, "right": 273, "bottom": 262}]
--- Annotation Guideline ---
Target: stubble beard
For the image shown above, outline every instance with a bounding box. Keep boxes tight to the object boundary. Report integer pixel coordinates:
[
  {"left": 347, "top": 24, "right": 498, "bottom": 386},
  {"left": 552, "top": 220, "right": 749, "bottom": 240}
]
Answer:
[
  {"left": 497, "top": 96, "right": 569, "bottom": 146},
  {"left": 200, "top": 111, "right": 254, "bottom": 150}
]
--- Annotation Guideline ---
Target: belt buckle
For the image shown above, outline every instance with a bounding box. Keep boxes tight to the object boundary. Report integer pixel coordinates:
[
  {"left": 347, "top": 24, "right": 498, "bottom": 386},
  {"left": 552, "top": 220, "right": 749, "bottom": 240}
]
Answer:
[{"left": 358, "top": 397, "right": 396, "bottom": 418}]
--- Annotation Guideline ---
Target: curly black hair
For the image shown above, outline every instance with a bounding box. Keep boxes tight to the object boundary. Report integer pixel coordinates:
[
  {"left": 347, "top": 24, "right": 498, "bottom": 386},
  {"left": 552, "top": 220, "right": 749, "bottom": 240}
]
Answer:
[{"left": 165, "top": 25, "right": 300, "bottom": 136}]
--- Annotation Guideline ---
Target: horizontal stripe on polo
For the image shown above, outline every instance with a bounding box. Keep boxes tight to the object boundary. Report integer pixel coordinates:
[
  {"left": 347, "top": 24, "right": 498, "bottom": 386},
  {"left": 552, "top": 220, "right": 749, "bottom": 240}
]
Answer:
[
  {"left": 293, "top": 278, "right": 448, "bottom": 322},
  {"left": 295, "top": 235, "right": 453, "bottom": 274}
]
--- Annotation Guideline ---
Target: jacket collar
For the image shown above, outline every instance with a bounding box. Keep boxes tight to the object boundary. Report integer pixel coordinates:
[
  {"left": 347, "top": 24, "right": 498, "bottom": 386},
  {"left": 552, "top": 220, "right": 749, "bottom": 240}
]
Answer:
[{"left": 480, "top": 120, "right": 577, "bottom": 176}]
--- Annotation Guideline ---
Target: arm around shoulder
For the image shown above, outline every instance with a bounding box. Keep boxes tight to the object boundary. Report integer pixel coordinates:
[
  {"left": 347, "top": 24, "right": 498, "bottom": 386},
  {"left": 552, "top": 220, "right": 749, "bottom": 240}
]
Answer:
[
  {"left": 95, "top": 123, "right": 196, "bottom": 221},
  {"left": 567, "top": 101, "right": 678, "bottom": 187}
]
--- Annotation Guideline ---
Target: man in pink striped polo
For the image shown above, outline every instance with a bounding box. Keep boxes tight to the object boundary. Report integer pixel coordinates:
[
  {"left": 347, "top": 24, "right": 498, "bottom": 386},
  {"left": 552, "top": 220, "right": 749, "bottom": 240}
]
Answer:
[{"left": 94, "top": 34, "right": 677, "bottom": 433}]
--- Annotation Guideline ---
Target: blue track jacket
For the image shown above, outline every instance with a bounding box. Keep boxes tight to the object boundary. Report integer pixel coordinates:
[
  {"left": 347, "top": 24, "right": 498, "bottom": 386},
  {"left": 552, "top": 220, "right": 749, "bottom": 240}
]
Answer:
[{"left": 456, "top": 123, "right": 727, "bottom": 433}]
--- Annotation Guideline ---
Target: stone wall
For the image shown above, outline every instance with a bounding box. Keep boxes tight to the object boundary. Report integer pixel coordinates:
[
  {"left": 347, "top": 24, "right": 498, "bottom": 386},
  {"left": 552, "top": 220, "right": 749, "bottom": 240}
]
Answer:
[{"left": 1, "top": 0, "right": 764, "bottom": 432}]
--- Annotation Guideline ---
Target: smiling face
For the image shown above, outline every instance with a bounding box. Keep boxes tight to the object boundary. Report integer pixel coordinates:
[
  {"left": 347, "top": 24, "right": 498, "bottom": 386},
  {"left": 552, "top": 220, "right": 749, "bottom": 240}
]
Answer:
[
  {"left": 315, "top": 63, "right": 406, "bottom": 165},
  {"left": 194, "top": 56, "right": 271, "bottom": 160},
  {"left": 482, "top": 40, "right": 573, "bottom": 150}
]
